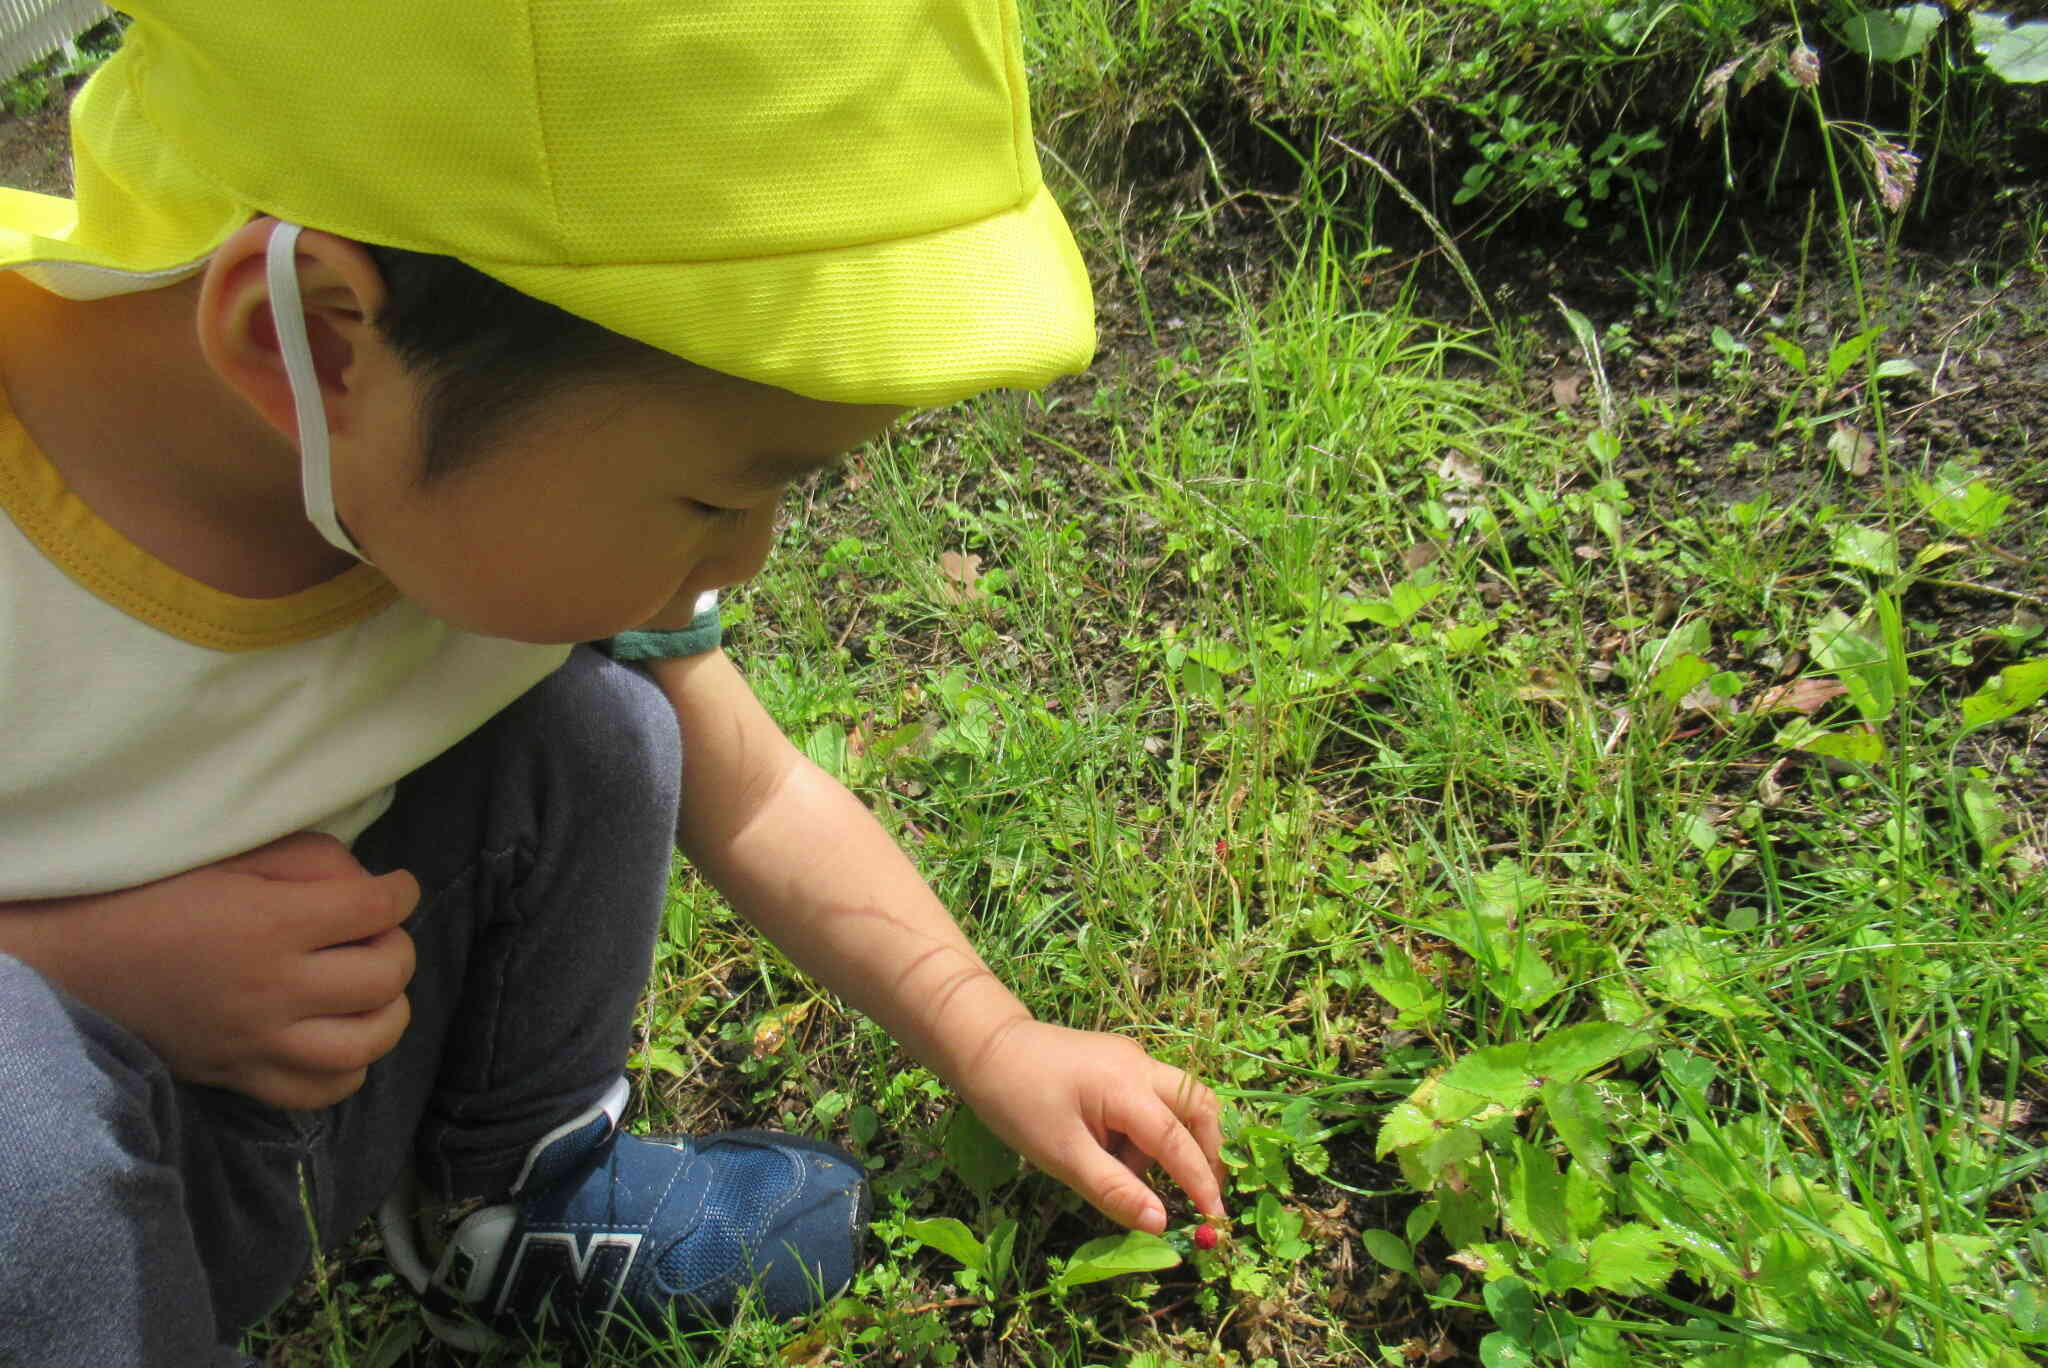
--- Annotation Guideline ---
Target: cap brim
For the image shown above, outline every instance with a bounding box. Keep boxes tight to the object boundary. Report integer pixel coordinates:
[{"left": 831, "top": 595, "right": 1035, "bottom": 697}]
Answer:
[{"left": 480, "top": 185, "right": 1096, "bottom": 409}]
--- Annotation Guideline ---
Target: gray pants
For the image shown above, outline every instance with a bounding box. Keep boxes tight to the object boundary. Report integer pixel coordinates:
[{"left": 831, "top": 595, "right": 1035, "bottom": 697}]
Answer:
[{"left": 0, "top": 647, "right": 680, "bottom": 1366}]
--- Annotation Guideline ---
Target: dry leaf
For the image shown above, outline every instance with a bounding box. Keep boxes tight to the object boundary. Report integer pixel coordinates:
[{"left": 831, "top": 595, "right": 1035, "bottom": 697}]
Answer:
[
  {"left": 1551, "top": 371, "right": 1585, "bottom": 409},
  {"left": 1750, "top": 678, "right": 1849, "bottom": 716},
  {"left": 937, "top": 550, "right": 984, "bottom": 603},
  {"left": 1681, "top": 682, "right": 1732, "bottom": 715},
  {"left": 751, "top": 1000, "right": 815, "bottom": 1057},
  {"left": 1402, "top": 541, "right": 1442, "bottom": 573},
  {"left": 1446, "top": 1248, "right": 1494, "bottom": 1274},
  {"left": 779, "top": 1329, "right": 838, "bottom": 1367},
  {"left": 1828, "top": 422, "right": 1875, "bottom": 476},
  {"left": 1437, "top": 451, "right": 1486, "bottom": 488},
  {"left": 1518, "top": 667, "right": 1574, "bottom": 703},
  {"left": 1979, "top": 1098, "right": 2036, "bottom": 1131},
  {"left": 1760, "top": 754, "right": 1798, "bottom": 807}
]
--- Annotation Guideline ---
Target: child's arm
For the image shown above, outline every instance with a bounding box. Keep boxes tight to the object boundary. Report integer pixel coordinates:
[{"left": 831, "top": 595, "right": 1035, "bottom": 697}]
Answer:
[
  {"left": 643, "top": 649, "right": 1227, "bottom": 1233},
  {"left": 0, "top": 834, "right": 418, "bottom": 1109}
]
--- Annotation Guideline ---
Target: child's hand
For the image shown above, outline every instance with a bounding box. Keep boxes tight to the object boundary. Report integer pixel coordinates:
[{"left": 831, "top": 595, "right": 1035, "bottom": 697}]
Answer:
[
  {"left": 958, "top": 1019, "right": 1226, "bottom": 1233},
  {"left": 5, "top": 833, "right": 418, "bottom": 1110}
]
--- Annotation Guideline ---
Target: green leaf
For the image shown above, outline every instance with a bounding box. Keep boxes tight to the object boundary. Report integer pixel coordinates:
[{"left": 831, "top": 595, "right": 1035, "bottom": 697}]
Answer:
[
  {"left": 361, "top": 1319, "right": 423, "bottom": 1368},
  {"left": 1406, "top": 1202, "right": 1438, "bottom": 1247},
  {"left": 1778, "top": 719, "right": 1887, "bottom": 766},
  {"left": 1978, "top": 17, "right": 2048, "bottom": 82},
  {"left": 1542, "top": 1079, "right": 1615, "bottom": 1177},
  {"left": 904, "top": 1217, "right": 987, "bottom": 1272},
  {"left": 1480, "top": 1333, "right": 1538, "bottom": 1368},
  {"left": 626, "top": 1044, "right": 690, "bottom": 1078},
  {"left": 1762, "top": 332, "right": 1807, "bottom": 374},
  {"left": 1483, "top": 1274, "right": 1537, "bottom": 1339},
  {"left": 1489, "top": 941, "right": 1563, "bottom": 1012},
  {"left": 1824, "top": 326, "right": 1884, "bottom": 386},
  {"left": 1914, "top": 462, "right": 2012, "bottom": 536},
  {"left": 1361, "top": 1228, "right": 1416, "bottom": 1274},
  {"left": 1839, "top": 4, "right": 1946, "bottom": 61},
  {"left": 1808, "top": 609, "right": 1896, "bottom": 721},
  {"left": 1056, "top": 1230, "right": 1181, "bottom": 1288},
  {"left": 1440, "top": 1041, "right": 1537, "bottom": 1109},
  {"left": 1831, "top": 524, "right": 1899, "bottom": 577},
  {"left": 1959, "top": 658, "right": 2048, "bottom": 731},
  {"left": 1584, "top": 1223, "right": 1676, "bottom": 1294},
  {"left": 1255, "top": 1192, "right": 1305, "bottom": 1251},
  {"left": 944, "top": 1106, "right": 1021, "bottom": 1200},
  {"left": 1649, "top": 651, "right": 1713, "bottom": 706},
  {"left": 1960, "top": 773, "right": 2009, "bottom": 857},
  {"left": 1528, "top": 1021, "right": 1650, "bottom": 1084},
  {"left": 984, "top": 1218, "right": 1018, "bottom": 1290},
  {"left": 1507, "top": 1139, "right": 1572, "bottom": 1248}
]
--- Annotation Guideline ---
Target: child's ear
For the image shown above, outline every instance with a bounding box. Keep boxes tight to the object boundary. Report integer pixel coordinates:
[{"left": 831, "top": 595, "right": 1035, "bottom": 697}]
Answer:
[{"left": 194, "top": 217, "right": 403, "bottom": 442}]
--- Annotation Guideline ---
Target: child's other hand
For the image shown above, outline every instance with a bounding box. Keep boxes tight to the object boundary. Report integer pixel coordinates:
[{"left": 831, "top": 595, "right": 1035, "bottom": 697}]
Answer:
[
  {"left": 960, "top": 1020, "right": 1226, "bottom": 1233},
  {"left": 11, "top": 833, "right": 418, "bottom": 1110}
]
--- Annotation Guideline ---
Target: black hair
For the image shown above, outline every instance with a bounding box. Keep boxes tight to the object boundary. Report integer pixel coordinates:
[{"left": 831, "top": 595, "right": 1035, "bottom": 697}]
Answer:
[{"left": 362, "top": 244, "right": 690, "bottom": 483}]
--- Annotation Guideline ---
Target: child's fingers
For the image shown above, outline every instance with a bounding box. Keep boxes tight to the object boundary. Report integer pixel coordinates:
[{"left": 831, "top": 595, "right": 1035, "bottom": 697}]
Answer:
[
  {"left": 1150, "top": 1064, "right": 1229, "bottom": 1208},
  {"left": 1115, "top": 1086, "right": 1228, "bottom": 1220},
  {"left": 1056, "top": 1124, "right": 1169, "bottom": 1232}
]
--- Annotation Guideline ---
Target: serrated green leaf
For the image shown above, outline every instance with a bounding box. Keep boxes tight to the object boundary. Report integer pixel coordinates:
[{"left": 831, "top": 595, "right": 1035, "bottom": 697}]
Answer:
[
  {"left": 944, "top": 1106, "right": 1020, "bottom": 1200},
  {"left": 1959, "top": 659, "right": 2048, "bottom": 731},
  {"left": 1839, "top": 4, "right": 1946, "bottom": 61},
  {"left": 1528, "top": 1021, "right": 1650, "bottom": 1084},
  {"left": 1914, "top": 462, "right": 2012, "bottom": 536},
  {"left": 1361, "top": 1228, "right": 1416, "bottom": 1274},
  {"left": 1440, "top": 1042, "right": 1537, "bottom": 1108},
  {"left": 1584, "top": 1223, "right": 1677, "bottom": 1294},
  {"left": 1377, "top": 1099, "right": 1440, "bottom": 1156},
  {"left": 1056, "top": 1230, "right": 1181, "bottom": 1288},
  {"left": 903, "top": 1217, "right": 987, "bottom": 1272}
]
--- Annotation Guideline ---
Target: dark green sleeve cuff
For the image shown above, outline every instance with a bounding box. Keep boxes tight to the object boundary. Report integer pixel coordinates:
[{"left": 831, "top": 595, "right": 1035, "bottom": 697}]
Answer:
[{"left": 600, "top": 596, "right": 722, "bottom": 661}]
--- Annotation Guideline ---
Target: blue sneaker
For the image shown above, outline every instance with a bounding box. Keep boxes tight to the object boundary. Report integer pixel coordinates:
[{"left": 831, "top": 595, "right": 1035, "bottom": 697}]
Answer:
[{"left": 379, "top": 1079, "right": 869, "bottom": 1348}]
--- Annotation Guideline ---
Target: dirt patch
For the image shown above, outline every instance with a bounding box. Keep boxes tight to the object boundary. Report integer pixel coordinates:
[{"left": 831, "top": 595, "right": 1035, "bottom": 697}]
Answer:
[{"left": 0, "top": 100, "right": 70, "bottom": 197}]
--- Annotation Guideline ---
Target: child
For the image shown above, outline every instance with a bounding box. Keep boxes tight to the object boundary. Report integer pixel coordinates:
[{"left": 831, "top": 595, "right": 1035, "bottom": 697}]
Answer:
[{"left": 0, "top": 1, "right": 1227, "bottom": 1361}]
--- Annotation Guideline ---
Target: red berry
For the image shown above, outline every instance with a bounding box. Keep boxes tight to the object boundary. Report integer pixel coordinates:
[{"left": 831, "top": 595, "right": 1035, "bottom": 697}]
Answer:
[{"left": 1193, "top": 1223, "right": 1220, "bottom": 1251}]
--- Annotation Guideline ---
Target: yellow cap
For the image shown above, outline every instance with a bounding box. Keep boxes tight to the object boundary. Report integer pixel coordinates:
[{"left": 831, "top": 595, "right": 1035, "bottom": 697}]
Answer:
[{"left": 0, "top": 1, "right": 1095, "bottom": 407}]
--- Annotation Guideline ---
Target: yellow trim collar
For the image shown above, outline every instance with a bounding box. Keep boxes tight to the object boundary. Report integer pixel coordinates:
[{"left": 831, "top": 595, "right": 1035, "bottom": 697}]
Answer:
[{"left": 0, "top": 387, "right": 396, "bottom": 652}]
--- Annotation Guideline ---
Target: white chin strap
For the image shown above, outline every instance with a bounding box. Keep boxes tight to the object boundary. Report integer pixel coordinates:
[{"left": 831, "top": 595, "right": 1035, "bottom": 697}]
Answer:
[{"left": 265, "top": 220, "right": 371, "bottom": 563}]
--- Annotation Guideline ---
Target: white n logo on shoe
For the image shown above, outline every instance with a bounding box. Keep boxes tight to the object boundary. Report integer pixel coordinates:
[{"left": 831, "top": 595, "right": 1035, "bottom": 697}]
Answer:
[{"left": 497, "top": 1230, "right": 643, "bottom": 1323}]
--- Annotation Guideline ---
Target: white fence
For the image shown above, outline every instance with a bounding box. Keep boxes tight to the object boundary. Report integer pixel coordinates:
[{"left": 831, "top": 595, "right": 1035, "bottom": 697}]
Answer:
[{"left": 1, "top": 0, "right": 110, "bottom": 84}]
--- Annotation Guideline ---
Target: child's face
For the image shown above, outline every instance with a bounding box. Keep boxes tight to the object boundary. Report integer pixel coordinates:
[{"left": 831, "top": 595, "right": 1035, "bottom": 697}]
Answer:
[{"left": 339, "top": 370, "right": 901, "bottom": 643}]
